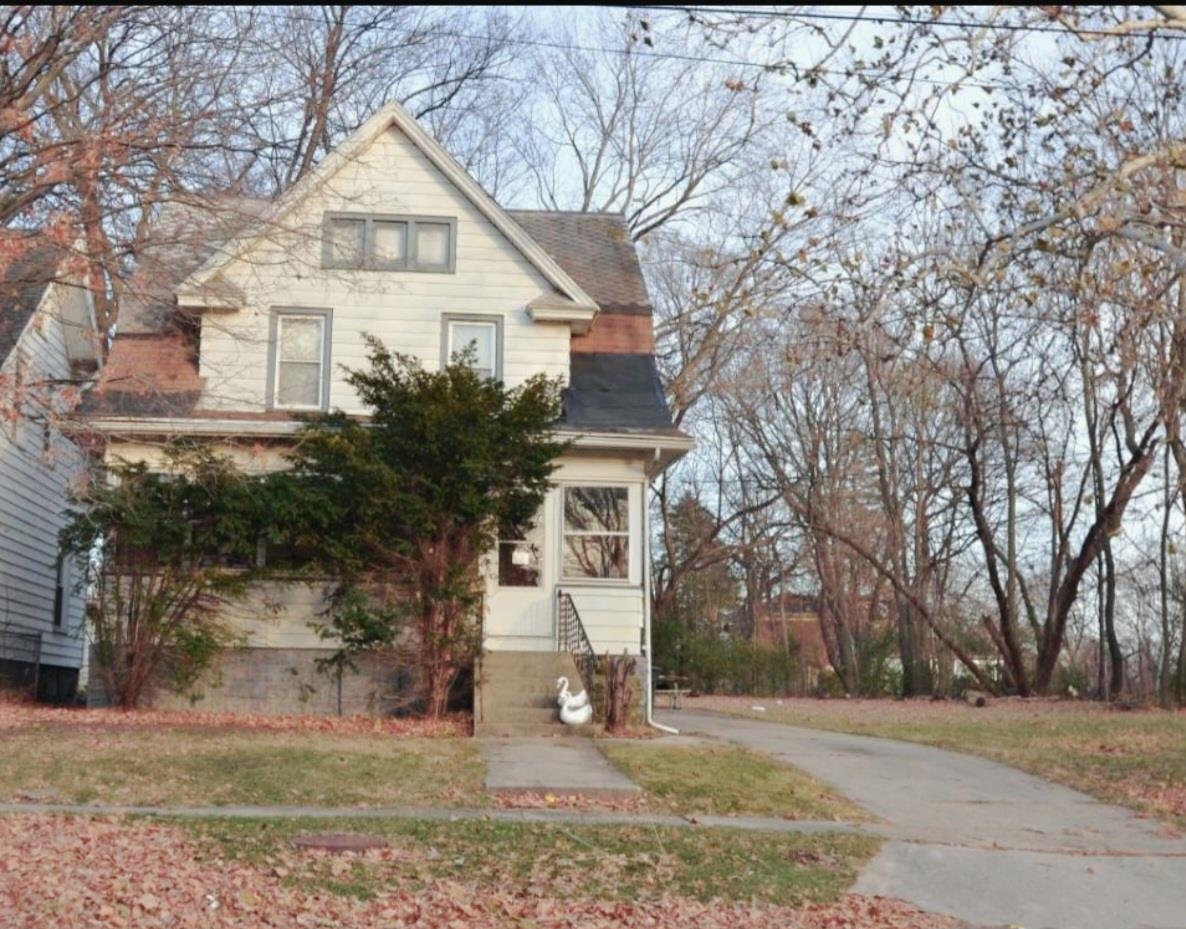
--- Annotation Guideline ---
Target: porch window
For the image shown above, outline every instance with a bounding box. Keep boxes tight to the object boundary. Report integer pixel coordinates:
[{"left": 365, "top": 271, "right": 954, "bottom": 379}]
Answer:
[
  {"left": 270, "top": 309, "right": 331, "bottom": 411},
  {"left": 562, "top": 486, "right": 630, "bottom": 580},
  {"left": 498, "top": 519, "right": 542, "bottom": 587}
]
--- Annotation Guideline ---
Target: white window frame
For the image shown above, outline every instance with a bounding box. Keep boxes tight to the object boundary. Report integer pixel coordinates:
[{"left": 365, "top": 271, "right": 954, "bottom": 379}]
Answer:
[
  {"left": 442, "top": 315, "right": 502, "bottom": 380},
  {"left": 322, "top": 212, "right": 456, "bottom": 272},
  {"left": 496, "top": 515, "right": 544, "bottom": 589},
  {"left": 559, "top": 484, "right": 635, "bottom": 585},
  {"left": 267, "top": 308, "right": 332, "bottom": 412}
]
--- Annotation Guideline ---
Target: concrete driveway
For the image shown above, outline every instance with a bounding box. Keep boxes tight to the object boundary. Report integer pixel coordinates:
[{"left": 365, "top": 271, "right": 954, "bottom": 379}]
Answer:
[{"left": 661, "top": 710, "right": 1186, "bottom": 929}]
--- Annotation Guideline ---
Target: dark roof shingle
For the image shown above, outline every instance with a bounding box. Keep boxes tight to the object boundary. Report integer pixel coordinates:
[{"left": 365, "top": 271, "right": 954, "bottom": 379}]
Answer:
[
  {"left": 507, "top": 212, "right": 651, "bottom": 316},
  {"left": 0, "top": 243, "right": 64, "bottom": 364},
  {"left": 562, "top": 353, "right": 675, "bottom": 433}
]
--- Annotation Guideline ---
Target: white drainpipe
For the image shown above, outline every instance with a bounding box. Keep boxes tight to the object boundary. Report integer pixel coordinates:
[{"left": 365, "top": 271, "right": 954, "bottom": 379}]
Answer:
[{"left": 644, "top": 449, "right": 679, "bottom": 735}]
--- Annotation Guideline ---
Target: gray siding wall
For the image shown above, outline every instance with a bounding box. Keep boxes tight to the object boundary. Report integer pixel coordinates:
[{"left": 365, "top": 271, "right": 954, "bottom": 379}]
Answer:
[{"left": 0, "top": 284, "right": 90, "bottom": 673}]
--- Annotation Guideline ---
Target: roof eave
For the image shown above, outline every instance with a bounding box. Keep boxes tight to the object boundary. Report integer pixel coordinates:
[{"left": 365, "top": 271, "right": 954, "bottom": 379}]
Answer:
[
  {"left": 81, "top": 416, "right": 694, "bottom": 464},
  {"left": 527, "top": 302, "right": 598, "bottom": 334}
]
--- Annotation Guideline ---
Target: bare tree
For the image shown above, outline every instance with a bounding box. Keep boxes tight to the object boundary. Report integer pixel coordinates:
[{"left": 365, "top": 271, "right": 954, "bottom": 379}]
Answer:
[
  {"left": 232, "top": 5, "right": 521, "bottom": 195},
  {"left": 514, "top": 13, "right": 775, "bottom": 240}
]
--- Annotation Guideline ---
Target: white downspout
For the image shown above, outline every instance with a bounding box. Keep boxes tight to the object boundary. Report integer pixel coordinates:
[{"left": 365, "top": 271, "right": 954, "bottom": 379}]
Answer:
[{"left": 644, "top": 447, "right": 678, "bottom": 735}]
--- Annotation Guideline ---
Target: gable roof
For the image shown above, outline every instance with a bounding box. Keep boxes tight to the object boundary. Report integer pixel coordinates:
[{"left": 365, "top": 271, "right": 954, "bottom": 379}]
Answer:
[
  {"left": 0, "top": 243, "right": 62, "bottom": 365},
  {"left": 177, "top": 102, "right": 598, "bottom": 314}
]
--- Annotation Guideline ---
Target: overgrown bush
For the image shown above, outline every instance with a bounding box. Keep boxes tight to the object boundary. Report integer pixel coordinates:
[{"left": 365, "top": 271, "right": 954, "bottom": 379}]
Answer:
[
  {"left": 62, "top": 448, "right": 268, "bottom": 709},
  {"left": 282, "top": 337, "right": 566, "bottom": 718},
  {"left": 654, "top": 617, "right": 801, "bottom": 696}
]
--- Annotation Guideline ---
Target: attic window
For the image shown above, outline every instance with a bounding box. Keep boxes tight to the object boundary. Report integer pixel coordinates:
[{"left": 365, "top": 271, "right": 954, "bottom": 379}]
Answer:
[{"left": 323, "top": 213, "right": 455, "bottom": 272}]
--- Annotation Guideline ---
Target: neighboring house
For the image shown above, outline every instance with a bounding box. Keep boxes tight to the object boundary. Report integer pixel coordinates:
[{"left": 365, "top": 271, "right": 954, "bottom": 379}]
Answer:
[
  {"left": 750, "top": 594, "right": 830, "bottom": 694},
  {"left": 0, "top": 244, "right": 101, "bottom": 701},
  {"left": 83, "top": 102, "right": 692, "bottom": 726}
]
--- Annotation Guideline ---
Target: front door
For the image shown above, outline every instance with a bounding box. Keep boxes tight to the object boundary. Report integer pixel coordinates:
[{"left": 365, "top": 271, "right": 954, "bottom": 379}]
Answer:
[{"left": 483, "top": 497, "right": 555, "bottom": 648}]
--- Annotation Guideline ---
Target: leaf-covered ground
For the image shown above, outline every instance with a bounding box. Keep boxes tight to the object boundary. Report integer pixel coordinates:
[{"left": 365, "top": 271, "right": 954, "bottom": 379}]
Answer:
[
  {"left": 0, "top": 814, "right": 955, "bottom": 929},
  {"left": 691, "top": 696, "right": 1186, "bottom": 828}
]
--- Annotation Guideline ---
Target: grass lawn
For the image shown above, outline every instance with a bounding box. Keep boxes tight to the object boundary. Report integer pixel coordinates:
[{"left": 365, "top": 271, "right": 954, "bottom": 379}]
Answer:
[
  {"left": 0, "top": 713, "right": 484, "bottom": 808},
  {"left": 188, "top": 816, "right": 879, "bottom": 906},
  {"left": 690, "top": 696, "right": 1186, "bottom": 828},
  {"left": 600, "top": 739, "right": 867, "bottom": 821}
]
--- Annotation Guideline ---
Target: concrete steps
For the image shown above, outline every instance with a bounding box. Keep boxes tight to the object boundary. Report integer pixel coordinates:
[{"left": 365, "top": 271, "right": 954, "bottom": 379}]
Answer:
[{"left": 475, "top": 650, "right": 594, "bottom": 738}]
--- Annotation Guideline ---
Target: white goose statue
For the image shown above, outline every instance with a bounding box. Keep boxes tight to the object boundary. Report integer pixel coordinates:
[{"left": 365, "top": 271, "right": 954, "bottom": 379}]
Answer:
[
  {"left": 558, "top": 689, "right": 593, "bottom": 726},
  {"left": 556, "top": 676, "right": 589, "bottom": 710}
]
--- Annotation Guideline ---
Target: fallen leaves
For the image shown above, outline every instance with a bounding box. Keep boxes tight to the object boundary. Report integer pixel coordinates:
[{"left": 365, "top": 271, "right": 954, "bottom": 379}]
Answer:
[{"left": 0, "top": 813, "right": 955, "bottom": 929}]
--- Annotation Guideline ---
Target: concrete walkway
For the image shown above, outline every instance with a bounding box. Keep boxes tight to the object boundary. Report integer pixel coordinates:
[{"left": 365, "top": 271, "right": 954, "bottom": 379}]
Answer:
[
  {"left": 0, "top": 800, "right": 869, "bottom": 836},
  {"left": 662, "top": 710, "right": 1186, "bottom": 929},
  {"left": 480, "top": 738, "right": 642, "bottom": 798}
]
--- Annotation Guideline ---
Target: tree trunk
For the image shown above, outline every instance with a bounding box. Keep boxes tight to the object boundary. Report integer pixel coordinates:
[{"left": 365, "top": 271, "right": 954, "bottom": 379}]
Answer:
[
  {"left": 1102, "top": 542, "right": 1123, "bottom": 700},
  {"left": 604, "top": 655, "right": 637, "bottom": 734}
]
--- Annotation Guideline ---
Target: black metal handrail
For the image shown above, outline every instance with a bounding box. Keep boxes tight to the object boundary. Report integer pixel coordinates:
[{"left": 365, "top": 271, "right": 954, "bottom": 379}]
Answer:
[{"left": 556, "top": 589, "right": 596, "bottom": 694}]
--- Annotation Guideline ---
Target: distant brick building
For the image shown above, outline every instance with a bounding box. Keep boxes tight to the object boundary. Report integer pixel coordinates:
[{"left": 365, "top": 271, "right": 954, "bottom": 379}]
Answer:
[{"left": 750, "top": 594, "right": 829, "bottom": 694}]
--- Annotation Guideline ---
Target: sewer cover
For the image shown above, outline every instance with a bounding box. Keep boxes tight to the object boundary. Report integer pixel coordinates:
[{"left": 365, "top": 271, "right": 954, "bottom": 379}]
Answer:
[{"left": 291, "top": 833, "right": 388, "bottom": 853}]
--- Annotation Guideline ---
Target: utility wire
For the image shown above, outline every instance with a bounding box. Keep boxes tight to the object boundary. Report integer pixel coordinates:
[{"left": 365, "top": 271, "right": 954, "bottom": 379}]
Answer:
[
  {"left": 623, "top": 4, "right": 1186, "bottom": 42},
  {"left": 237, "top": 7, "right": 1182, "bottom": 96}
]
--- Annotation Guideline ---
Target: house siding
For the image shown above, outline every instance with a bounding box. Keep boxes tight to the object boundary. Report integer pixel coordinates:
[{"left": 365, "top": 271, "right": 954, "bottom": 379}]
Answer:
[
  {"left": 0, "top": 283, "right": 91, "bottom": 683},
  {"left": 194, "top": 126, "right": 571, "bottom": 415}
]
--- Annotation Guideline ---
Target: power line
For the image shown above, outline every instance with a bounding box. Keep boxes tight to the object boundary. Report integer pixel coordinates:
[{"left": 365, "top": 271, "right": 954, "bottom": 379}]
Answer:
[
  {"left": 235, "top": 10, "right": 1009, "bottom": 92},
  {"left": 238, "top": 6, "right": 1183, "bottom": 99},
  {"left": 624, "top": 5, "right": 1186, "bottom": 42}
]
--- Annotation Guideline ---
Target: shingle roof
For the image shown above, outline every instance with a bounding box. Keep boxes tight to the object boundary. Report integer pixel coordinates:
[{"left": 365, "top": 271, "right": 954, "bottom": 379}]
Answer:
[
  {"left": 562, "top": 353, "right": 675, "bottom": 433},
  {"left": 507, "top": 212, "right": 650, "bottom": 316},
  {"left": 80, "top": 331, "right": 203, "bottom": 417},
  {"left": 119, "top": 197, "right": 271, "bottom": 335},
  {"left": 0, "top": 243, "right": 63, "bottom": 365}
]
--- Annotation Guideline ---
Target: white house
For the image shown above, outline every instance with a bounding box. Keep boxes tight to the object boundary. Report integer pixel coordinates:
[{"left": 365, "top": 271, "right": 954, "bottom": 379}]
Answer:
[
  {"left": 83, "top": 102, "right": 692, "bottom": 729},
  {"left": 0, "top": 243, "right": 101, "bottom": 701}
]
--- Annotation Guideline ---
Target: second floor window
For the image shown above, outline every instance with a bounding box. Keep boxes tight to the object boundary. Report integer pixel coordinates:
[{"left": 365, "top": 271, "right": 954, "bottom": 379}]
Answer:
[
  {"left": 324, "top": 213, "right": 455, "bottom": 272},
  {"left": 444, "top": 317, "right": 500, "bottom": 380},
  {"left": 271, "top": 310, "right": 330, "bottom": 410}
]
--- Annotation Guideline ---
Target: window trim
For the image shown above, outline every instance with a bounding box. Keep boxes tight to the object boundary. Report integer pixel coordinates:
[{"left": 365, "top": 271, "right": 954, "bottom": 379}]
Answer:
[
  {"left": 441, "top": 314, "right": 503, "bottom": 380},
  {"left": 559, "top": 484, "right": 635, "bottom": 585},
  {"left": 266, "top": 307, "right": 333, "bottom": 412},
  {"left": 322, "top": 212, "right": 457, "bottom": 273}
]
